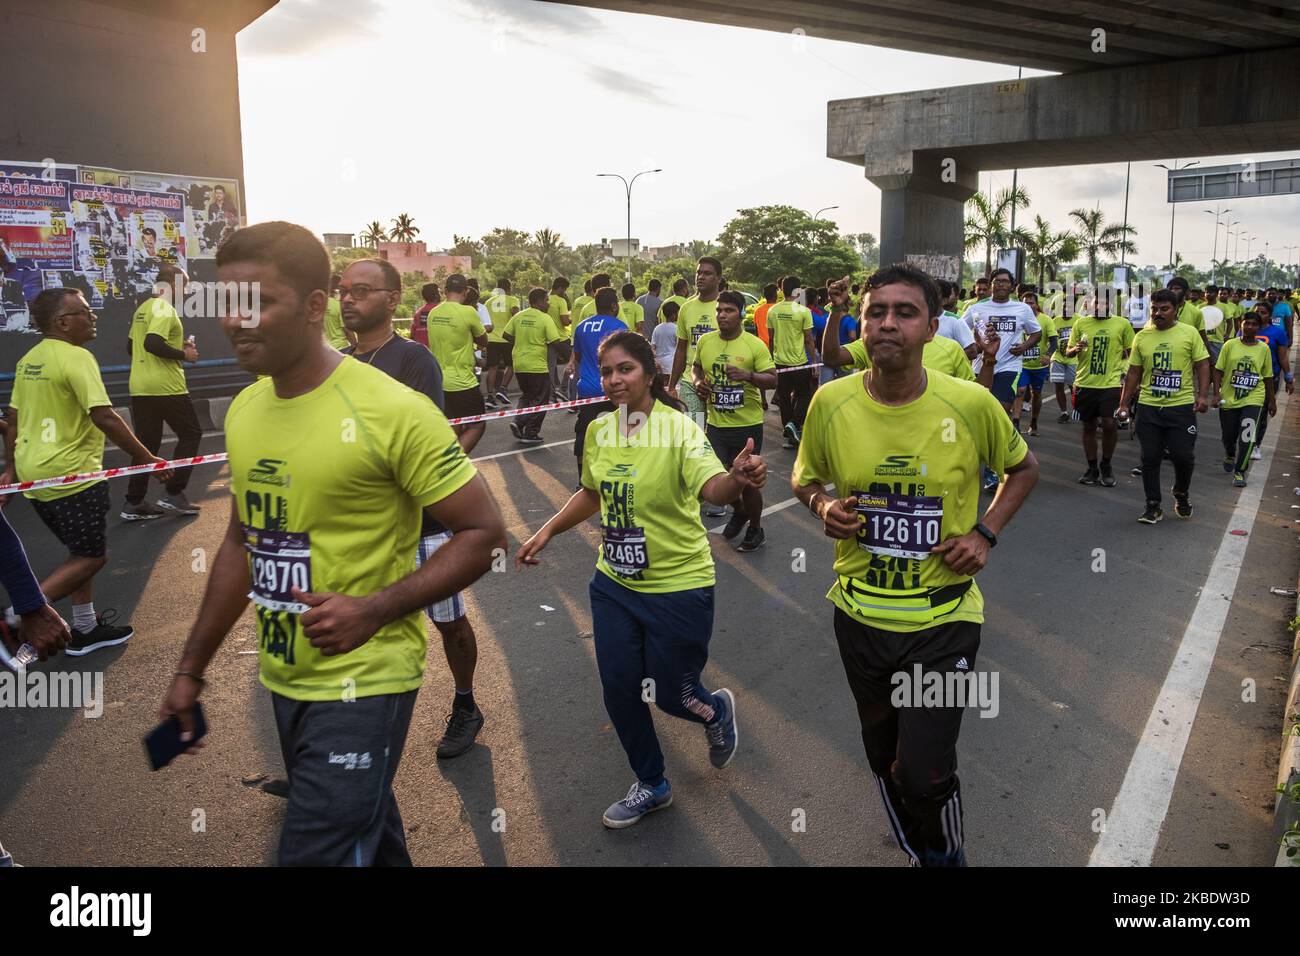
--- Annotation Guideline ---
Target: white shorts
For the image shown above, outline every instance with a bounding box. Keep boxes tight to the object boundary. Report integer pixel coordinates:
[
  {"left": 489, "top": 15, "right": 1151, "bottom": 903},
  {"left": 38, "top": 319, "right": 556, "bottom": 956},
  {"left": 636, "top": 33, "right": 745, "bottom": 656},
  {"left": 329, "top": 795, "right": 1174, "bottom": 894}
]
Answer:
[
  {"left": 416, "top": 531, "right": 466, "bottom": 624},
  {"left": 1049, "top": 361, "right": 1076, "bottom": 386}
]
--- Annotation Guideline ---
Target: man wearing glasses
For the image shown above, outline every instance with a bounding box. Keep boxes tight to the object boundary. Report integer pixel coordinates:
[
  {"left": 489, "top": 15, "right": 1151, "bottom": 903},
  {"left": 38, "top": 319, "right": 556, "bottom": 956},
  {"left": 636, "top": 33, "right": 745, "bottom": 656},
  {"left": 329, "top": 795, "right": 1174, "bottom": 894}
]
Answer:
[{"left": 1, "top": 289, "right": 169, "bottom": 656}]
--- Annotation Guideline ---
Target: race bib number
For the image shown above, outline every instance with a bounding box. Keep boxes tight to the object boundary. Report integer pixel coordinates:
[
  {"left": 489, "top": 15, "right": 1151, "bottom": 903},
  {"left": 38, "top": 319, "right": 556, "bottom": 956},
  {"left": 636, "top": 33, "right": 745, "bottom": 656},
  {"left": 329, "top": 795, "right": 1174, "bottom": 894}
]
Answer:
[
  {"left": 992, "top": 316, "right": 1018, "bottom": 335},
  {"left": 853, "top": 491, "right": 943, "bottom": 561},
  {"left": 244, "top": 528, "right": 312, "bottom": 613},
  {"left": 1023, "top": 345, "right": 1040, "bottom": 360},
  {"left": 603, "top": 525, "right": 649, "bottom": 576},
  {"left": 1150, "top": 369, "right": 1182, "bottom": 394},
  {"left": 691, "top": 324, "right": 712, "bottom": 345},
  {"left": 1230, "top": 369, "right": 1260, "bottom": 393},
  {"left": 712, "top": 385, "right": 744, "bottom": 411}
]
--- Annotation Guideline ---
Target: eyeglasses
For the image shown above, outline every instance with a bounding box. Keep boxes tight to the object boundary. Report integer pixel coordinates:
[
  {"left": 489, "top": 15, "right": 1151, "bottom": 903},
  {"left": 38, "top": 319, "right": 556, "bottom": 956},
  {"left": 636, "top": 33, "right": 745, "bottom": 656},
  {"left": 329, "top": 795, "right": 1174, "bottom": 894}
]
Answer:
[
  {"left": 338, "top": 285, "right": 396, "bottom": 300},
  {"left": 56, "top": 308, "right": 96, "bottom": 320}
]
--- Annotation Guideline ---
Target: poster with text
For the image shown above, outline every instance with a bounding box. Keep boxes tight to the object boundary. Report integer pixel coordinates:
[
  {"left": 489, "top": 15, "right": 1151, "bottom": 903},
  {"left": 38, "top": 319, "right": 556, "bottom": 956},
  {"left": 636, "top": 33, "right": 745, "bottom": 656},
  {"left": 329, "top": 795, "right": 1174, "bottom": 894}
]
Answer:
[{"left": 131, "top": 171, "right": 241, "bottom": 258}]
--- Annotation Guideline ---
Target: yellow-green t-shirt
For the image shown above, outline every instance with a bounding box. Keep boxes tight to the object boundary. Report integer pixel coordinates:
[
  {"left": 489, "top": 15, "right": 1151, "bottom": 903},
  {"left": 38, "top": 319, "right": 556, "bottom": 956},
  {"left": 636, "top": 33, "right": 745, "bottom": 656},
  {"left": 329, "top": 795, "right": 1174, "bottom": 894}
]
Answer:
[
  {"left": 1069, "top": 316, "right": 1135, "bottom": 389},
  {"left": 694, "top": 330, "right": 776, "bottom": 428},
  {"left": 844, "top": 336, "right": 976, "bottom": 382},
  {"left": 581, "top": 401, "right": 726, "bottom": 593},
  {"left": 10, "top": 337, "right": 112, "bottom": 502},
  {"left": 426, "top": 301, "right": 485, "bottom": 392},
  {"left": 674, "top": 297, "right": 720, "bottom": 371},
  {"left": 767, "top": 301, "right": 814, "bottom": 366},
  {"left": 503, "top": 307, "right": 564, "bottom": 374},
  {"left": 618, "top": 301, "right": 645, "bottom": 332},
  {"left": 1215, "top": 337, "right": 1272, "bottom": 409},
  {"left": 226, "top": 357, "right": 478, "bottom": 701},
  {"left": 1129, "top": 321, "right": 1209, "bottom": 407},
  {"left": 485, "top": 293, "right": 519, "bottom": 344},
  {"left": 1144, "top": 301, "right": 1205, "bottom": 336},
  {"left": 323, "top": 297, "right": 349, "bottom": 351},
  {"left": 566, "top": 299, "right": 592, "bottom": 343},
  {"left": 1021, "top": 312, "right": 1056, "bottom": 370},
  {"left": 1053, "top": 315, "right": 1077, "bottom": 366},
  {"left": 1202, "top": 300, "right": 1233, "bottom": 343},
  {"left": 658, "top": 294, "right": 686, "bottom": 325},
  {"left": 128, "top": 296, "right": 188, "bottom": 396},
  {"left": 547, "top": 292, "right": 569, "bottom": 332},
  {"left": 794, "top": 371, "right": 1027, "bottom": 632}
]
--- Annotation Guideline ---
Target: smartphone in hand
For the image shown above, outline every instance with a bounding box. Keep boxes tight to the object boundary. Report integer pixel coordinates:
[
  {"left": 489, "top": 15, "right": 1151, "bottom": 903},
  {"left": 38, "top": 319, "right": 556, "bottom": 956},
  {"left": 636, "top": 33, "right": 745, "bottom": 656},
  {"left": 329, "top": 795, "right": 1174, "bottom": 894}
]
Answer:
[{"left": 144, "top": 702, "right": 207, "bottom": 771}]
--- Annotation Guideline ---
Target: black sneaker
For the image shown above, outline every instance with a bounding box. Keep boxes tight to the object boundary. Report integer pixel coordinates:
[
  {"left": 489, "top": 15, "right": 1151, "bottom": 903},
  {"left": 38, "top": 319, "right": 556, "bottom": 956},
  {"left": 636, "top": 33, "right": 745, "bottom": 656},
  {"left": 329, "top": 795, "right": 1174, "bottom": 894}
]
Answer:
[
  {"left": 518, "top": 435, "right": 543, "bottom": 446},
  {"left": 1221, "top": 456, "right": 1234, "bottom": 473},
  {"left": 736, "top": 526, "right": 766, "bottom": 553},
  {"left": 494, "top": 391, "right": 510, "bottom": 406},
  {"left": 484, "top": 396, "right": 498, "bottom": 409},
  {"left": 1077, "top": 468, "right": 1100, "bottom": 485},
  {"left": 1173, "top": 494, "right": 1192, "bottom": 519},
  {"left": 721, "top": 512, "right": 747, "bottom": 540},
  {"left": 66, "top": 610, "right": 133, "bottom": 657},
  {"left": 1137, "top": 503, "right": 1163, "bottom": 524},
  {"left": 1099, "top": 466, "right": 1116, "bottom": 488},
  {"left": 121, "top": 501, "right": 166, "bottom": 521},
  {"left": 1131, "top": 465, "right": 1143, "bottom": 477},
  {"left": 509, "top": 421, "right": 522, "bottom": 440},
  {"left": 436, "top": 705, "right": 485, "bottom": 759},
  {"left": 1057, "top": 412, "right": 1069, "bottom": 424},
  {"left": 1027, "top": 423, "right": 1039, "bottom": 437}
]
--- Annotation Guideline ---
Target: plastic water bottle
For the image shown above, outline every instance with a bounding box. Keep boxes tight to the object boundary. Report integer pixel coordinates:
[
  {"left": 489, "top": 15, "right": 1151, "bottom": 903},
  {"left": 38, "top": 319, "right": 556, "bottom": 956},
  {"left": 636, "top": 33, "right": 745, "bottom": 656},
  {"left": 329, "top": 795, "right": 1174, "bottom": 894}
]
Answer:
[{"left": 13, "top": 642, "right": 38, "bottom": 669}]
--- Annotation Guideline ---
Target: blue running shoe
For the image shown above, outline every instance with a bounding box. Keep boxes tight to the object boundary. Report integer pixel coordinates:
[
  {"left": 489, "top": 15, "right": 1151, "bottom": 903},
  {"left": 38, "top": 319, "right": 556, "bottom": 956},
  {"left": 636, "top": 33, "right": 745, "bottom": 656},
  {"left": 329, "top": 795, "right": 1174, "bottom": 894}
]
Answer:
[
  {"left": 705, "top": 688, "right": 738, "bottom": 768},
  {"left": 602, "top": 779, "right": 672, "bottom": 829}
]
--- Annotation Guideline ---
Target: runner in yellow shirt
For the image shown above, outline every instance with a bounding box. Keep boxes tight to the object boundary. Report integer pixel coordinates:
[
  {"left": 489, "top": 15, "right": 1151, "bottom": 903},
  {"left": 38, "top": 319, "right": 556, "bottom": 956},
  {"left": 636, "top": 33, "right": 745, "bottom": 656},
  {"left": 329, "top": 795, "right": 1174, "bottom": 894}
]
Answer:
[
  {"left": 669, "top": 258, "right": 723, "bottom": 433},
  {"left": 158, "top": 221, "right": 506, "bottom": 866},
  {"left": 793, "top": 263, "right": 1038, "bottom": 866},
  {"left": 1065, "top": 299, "right": 1135, "bottom": 486},
  {"left": 1212, "top": 309, "right": 1276, "bottom": 487},
  {"left": 517, "top": 328, "right": 765, "bottom": 829},
  {"left": 503, "top": 288, "right": 565, "bottom": 444},
  {"left": 427, "top": 274, "right": 489, "bottom": 453},
  {"left": 322, "top": 274, "right": 354, "bottom": 350},
  {"left": 767, "top": 275, "right": 817, "bottom": 448},
  {"left": 618, "top": 283, "right": 645, "bottom": 335},
  {"left": 692, "top": 290, "right": 777, "bottom": 551}
]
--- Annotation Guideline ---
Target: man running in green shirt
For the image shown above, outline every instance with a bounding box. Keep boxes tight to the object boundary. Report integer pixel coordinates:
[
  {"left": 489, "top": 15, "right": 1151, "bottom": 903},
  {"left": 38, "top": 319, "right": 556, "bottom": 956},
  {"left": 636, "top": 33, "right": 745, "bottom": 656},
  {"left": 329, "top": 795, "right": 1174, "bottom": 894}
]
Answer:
[
  {"left": 1212, "top": 309, "right": 1276, "bottom": 487},
  {"left": 504, "top": 288, "right": 566, "bottom": 445}
]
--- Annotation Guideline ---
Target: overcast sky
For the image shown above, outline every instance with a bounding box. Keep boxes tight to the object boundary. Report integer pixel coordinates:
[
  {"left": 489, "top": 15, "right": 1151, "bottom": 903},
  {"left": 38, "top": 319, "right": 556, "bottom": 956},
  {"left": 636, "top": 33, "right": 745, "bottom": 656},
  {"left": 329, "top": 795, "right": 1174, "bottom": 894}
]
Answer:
[{"left": 236, "top": 0, "right": 1300, "bottom": 273}]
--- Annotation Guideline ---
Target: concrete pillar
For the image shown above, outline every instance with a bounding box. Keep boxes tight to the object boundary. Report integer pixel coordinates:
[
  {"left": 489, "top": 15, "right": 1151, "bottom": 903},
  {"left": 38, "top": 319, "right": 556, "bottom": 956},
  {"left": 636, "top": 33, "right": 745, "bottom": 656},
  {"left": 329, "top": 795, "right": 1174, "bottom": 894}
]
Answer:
[{"left": 868, "top": 152, "right": 977, "bottom": 280}]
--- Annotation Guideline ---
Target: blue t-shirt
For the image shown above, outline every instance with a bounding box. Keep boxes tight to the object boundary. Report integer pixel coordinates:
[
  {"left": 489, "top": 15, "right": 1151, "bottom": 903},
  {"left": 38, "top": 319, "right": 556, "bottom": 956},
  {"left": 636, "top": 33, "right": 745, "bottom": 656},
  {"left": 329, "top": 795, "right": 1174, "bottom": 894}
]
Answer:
[
  {"left": 810, "top": 309, "right": 828, "bottom": 358},
  {"left": 1251, "top": 324, "right": 1290, "bottom": 376},
  {"left": 1273, "top": 302, "right": 1293, "bottom": 326},
  {"left": 573, "top": 313, "right": 628, "bottom": 398},
  {"left": 838, "top": 313, "right": 858, "bottom": 346}
]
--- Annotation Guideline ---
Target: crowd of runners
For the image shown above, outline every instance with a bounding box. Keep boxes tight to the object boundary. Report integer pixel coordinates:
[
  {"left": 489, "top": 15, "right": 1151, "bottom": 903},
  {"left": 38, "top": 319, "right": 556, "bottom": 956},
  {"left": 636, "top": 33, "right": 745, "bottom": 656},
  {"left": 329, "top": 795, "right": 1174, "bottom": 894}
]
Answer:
[{"left": 0, "top": 217, "right": 1295, "bottom": 867}]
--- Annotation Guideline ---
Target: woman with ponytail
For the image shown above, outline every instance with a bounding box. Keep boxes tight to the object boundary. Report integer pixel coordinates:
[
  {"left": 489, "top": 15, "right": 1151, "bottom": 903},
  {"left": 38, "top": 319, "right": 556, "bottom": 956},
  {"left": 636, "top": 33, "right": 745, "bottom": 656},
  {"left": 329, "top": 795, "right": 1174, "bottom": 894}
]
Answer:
[{"left": 517, "top": 328, "right": 767, "bottom": 829}]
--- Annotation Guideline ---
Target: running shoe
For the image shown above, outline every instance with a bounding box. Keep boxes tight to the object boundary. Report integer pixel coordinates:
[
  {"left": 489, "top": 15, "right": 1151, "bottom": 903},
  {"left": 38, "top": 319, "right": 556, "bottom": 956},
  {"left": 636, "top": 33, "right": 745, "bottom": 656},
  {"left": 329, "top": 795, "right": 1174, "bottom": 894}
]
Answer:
[
  {"left": 1056, "top": 412, "right": 1069, "bottom": 424},
  {"left": 436, "top": 705, "right": 485, "bottom": 759},
  {"left": 494, "top": 391, "right": 510, "bottom": 406},
  {"left": 1077, "top": 468, "right": 1100, "bottom": 485},
  {"left": 1099, "top": 465, "right": 1116, "bottom": 487},
  {"left": 704, "top": 688, "right": 738, "bottom": 769},
  {"left": 1137, "top": 503, "right": 1163, "bottom": 524},
  {"left": 66, "top": 610, "right": 133, "bottom": 657},
  {"left": 509, "top": 422, "right": 522, "bottom": 440},
  {"left": 157, "top": 492, "right": 200, "bottom": 515},
  {"left": 1027, "top": 424, "right": 1039, "bottom": 437},
  {"left": 1130, "top": 466, "right": 1143, "bottom": 477},
  {"left": 704, "top": 503, "right": 728, "bottom": 518},
  {"left": 736, "top": 526, "right": 766, "bottom": 552},
  {"left": 484, "top": 397, "right": 498, "bottom": 409},
  {"left": 1222, "top": 456, "right": 1234, "bottom": 473},
  {"left": 121, "top": 501, "right": 166, "bottom": 521},
  {"left": 602, "top": 779, "right": 672, "bottom": 829},
  {"left": 1233, "top": 472, "right": 1247, "bottom": 488},
  {"left": 783, "top": 422, "right": 800, "bottom": 447},
  {"left": 1173, "top": 494, "right": 1192, "bottom": 519},
  {"left": 721, "top": 512, "right": 747, "bottom": 540},
  {"left": 518, "top": 435, "right": 544, "bottom": 446},
  {"left": 1250, "top": 447, "right": 1262, "bottom": 461}
]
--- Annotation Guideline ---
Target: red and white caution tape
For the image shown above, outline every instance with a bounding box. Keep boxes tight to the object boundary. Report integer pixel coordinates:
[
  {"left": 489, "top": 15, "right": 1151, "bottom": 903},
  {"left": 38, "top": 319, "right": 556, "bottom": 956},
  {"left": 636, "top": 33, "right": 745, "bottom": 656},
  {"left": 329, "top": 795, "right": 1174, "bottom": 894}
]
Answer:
[{"left": 0, "top": 371, "right": 824, "bottom": 495}]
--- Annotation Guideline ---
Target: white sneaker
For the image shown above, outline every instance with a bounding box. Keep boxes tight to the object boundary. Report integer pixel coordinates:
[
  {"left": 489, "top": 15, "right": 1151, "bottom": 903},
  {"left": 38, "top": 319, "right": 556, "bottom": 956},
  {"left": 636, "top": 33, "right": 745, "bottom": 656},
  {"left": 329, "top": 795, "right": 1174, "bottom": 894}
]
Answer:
[{"left": 1250, "top": 447, "right": 1262, "bottom": 461}]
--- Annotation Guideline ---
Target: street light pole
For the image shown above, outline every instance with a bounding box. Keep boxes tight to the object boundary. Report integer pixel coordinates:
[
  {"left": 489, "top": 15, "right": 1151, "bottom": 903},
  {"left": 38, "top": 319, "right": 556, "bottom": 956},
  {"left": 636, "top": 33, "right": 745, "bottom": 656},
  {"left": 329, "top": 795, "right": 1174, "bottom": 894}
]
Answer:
[
  {"left": 1120, "top": 162, "right": 1131, "bottom": 268},
  {"left": 1155, "top": 160, "right": 1199, "bottom": 268},
  {"left": 813, "top": 205, "right": 840, "bottom": 219},
  {"left": 1204, "top": 205, "right": 1231, "bottom": 284},
  {"left": 597, "top": 168, "right": 662, "bottom": 283}
]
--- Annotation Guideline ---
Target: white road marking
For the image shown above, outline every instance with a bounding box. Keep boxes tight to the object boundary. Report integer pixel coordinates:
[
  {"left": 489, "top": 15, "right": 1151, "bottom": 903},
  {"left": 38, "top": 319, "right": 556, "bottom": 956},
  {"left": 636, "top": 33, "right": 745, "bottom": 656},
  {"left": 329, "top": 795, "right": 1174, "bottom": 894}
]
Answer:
[
  {"left": 1089, "top": 389, "right": 1290, "bottom": 867},
  {"left": 472, "top": 439, "right": 574, "bottom": 463}
]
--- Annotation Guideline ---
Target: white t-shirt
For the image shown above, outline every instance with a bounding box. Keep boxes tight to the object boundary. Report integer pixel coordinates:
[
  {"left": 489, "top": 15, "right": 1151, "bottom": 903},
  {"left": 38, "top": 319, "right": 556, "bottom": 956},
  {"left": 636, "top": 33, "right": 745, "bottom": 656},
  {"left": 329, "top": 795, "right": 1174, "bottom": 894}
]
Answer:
[
  {"left": 476, "top": 302, "right": 493, "bottom": 332},
  {"left": 962, "top": 299, "right": 1040, "bottom": 375},
  {"left": 651, "top": 321, "right": 678, "bottom": 374},
  {"left": 1125, "top": 295, "right": 1149, "bottom": 331},
  {"left": 937, "top": 311, "right": 974, "bottom": 350}
]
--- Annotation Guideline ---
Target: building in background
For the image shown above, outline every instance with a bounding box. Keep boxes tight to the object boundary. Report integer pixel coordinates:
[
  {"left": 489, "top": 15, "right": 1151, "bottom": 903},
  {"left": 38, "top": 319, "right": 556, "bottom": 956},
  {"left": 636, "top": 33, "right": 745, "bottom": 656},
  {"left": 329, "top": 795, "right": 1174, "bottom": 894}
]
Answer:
[
  {"left": 375, "top": 241, "right": 471, "bottom": 277},
  {"left": 322, "top": 232, "right": 355, "bottom": 249}
]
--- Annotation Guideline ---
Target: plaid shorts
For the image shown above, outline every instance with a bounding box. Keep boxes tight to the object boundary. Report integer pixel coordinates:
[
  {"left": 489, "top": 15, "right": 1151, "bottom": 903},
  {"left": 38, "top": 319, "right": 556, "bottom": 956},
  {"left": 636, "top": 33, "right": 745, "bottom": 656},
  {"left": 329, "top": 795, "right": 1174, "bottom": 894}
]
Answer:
[
  {"left": 29, "top": 481, "right": 110, "bottom": 558},
  {"left": 416, "top": 532, "right": 467, "bottom": 624}
]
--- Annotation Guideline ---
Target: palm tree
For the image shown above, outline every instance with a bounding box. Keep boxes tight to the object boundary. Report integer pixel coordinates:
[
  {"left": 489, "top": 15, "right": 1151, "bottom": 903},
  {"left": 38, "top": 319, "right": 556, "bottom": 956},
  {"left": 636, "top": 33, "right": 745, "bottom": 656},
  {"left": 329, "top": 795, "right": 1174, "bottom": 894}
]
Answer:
[
  {"left": 1068, "top": 206, "right": 1137, "bottom": 285},
  {"left": 574, "top": 244, "right": 604, "bottom": 273},
  {"left": 361, "top": 221, "right": 388, "bottom": 250},
  {"left": 1024, "top": 215, "right": 1080, "bottom": 288},
  {"left": 531, "top": 228, "right": 567, "bottom": 274},
  {"left": 390, "top": 213, "right": 419, "bottom": 251},
  {"left": 963, "top": 186, "right": 1031, "bottom": 278},
  {"left": 684, "top": 239, "right": 717, "bottom": 260}
]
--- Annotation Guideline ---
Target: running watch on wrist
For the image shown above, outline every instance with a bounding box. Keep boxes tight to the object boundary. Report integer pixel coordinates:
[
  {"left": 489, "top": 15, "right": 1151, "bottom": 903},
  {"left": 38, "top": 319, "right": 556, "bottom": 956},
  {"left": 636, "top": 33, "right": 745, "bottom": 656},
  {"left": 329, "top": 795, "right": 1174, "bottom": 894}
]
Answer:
[{"left": 974, "top": 523, "right": 997, "bottom": 547}]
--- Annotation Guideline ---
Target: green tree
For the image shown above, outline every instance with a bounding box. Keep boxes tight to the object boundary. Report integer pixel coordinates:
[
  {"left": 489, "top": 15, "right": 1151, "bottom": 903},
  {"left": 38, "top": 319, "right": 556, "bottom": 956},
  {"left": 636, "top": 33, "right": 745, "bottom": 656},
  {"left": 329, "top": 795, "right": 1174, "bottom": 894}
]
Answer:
[
  {"left": 716, "top": 205, "right": 860, "bottom": 285},
  {"left": 390, "top": 213, "right": 419, "bottom": 249},
  {"left": 480, "top": 227, "right": 532, "bottom": 260},
  {"left": 1068, "top": 206, "right": 1137, "bottom": 285},
  {"left": 360, "top": 221, "right": 388, "bottom": 250},
  {"left": 329, "top": 247, "right": 375, "bottom": 275},
  {"left": 684, "top": 239, "right": 718, "bottom": 261},
  {"left": 450, "top": 234, "right": 484, "bottom": 268},
  {"left": 1023, "top": 215, "right": 1080, "bottom": 288},
  {"left": 850, "top": 232, "right": 879, "bottom": 271},
  {"left": 573, "top": 244, "right": 606, "bottom": 273},
  {"left": 530, "top": 228, "right": 568, "bottom": 274},
  {"left": 963, "top": 187, "right": 1030, "bottom": 278}
]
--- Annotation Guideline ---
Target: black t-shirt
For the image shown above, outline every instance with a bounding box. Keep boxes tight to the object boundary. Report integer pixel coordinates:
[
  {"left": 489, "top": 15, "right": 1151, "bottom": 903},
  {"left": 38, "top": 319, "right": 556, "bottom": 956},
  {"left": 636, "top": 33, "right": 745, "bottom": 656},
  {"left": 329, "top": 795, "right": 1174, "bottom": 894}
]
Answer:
[{"left": 344, "top": 335, "right": 448, "bottom": 536}]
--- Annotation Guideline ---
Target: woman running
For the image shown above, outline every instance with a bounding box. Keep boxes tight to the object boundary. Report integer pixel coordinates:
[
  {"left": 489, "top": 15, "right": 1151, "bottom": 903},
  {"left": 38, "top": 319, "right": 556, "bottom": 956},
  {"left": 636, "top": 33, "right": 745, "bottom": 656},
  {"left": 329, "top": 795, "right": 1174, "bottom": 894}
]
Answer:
[{"left": 517, "top": 329, "right": 766, "bottom": 828}]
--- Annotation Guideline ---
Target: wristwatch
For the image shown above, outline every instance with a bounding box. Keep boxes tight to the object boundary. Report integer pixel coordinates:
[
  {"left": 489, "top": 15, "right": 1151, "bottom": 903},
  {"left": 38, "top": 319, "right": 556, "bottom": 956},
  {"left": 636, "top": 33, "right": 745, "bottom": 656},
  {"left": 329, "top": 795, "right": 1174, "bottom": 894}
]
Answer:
[{"left": 974, "top": 523, "right": 998, "bottom": 547}]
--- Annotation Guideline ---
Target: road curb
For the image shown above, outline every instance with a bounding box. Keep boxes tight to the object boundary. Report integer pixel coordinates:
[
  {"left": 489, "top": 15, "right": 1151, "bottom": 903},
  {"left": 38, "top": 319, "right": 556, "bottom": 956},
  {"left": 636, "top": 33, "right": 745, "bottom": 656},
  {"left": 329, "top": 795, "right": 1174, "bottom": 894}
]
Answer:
[{"left": 1273, "top": 539, "right": 1300, "bottom": 867}]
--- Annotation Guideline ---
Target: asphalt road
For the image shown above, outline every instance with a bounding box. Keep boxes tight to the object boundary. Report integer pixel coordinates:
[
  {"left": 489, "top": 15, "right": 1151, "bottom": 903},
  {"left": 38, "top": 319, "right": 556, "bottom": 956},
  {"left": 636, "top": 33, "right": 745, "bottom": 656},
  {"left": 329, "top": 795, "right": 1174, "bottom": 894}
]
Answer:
[{"left": 1, "top": 371, "right": 1296, "bottom": 867}]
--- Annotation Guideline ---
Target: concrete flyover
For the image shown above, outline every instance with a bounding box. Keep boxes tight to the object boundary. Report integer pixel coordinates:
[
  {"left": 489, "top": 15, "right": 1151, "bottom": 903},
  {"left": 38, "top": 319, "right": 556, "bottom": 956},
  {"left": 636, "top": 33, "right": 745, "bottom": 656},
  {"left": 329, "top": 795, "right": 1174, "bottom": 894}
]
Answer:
[{"left": 546, "top": 1, "right": 1300, "bottom": 275}]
